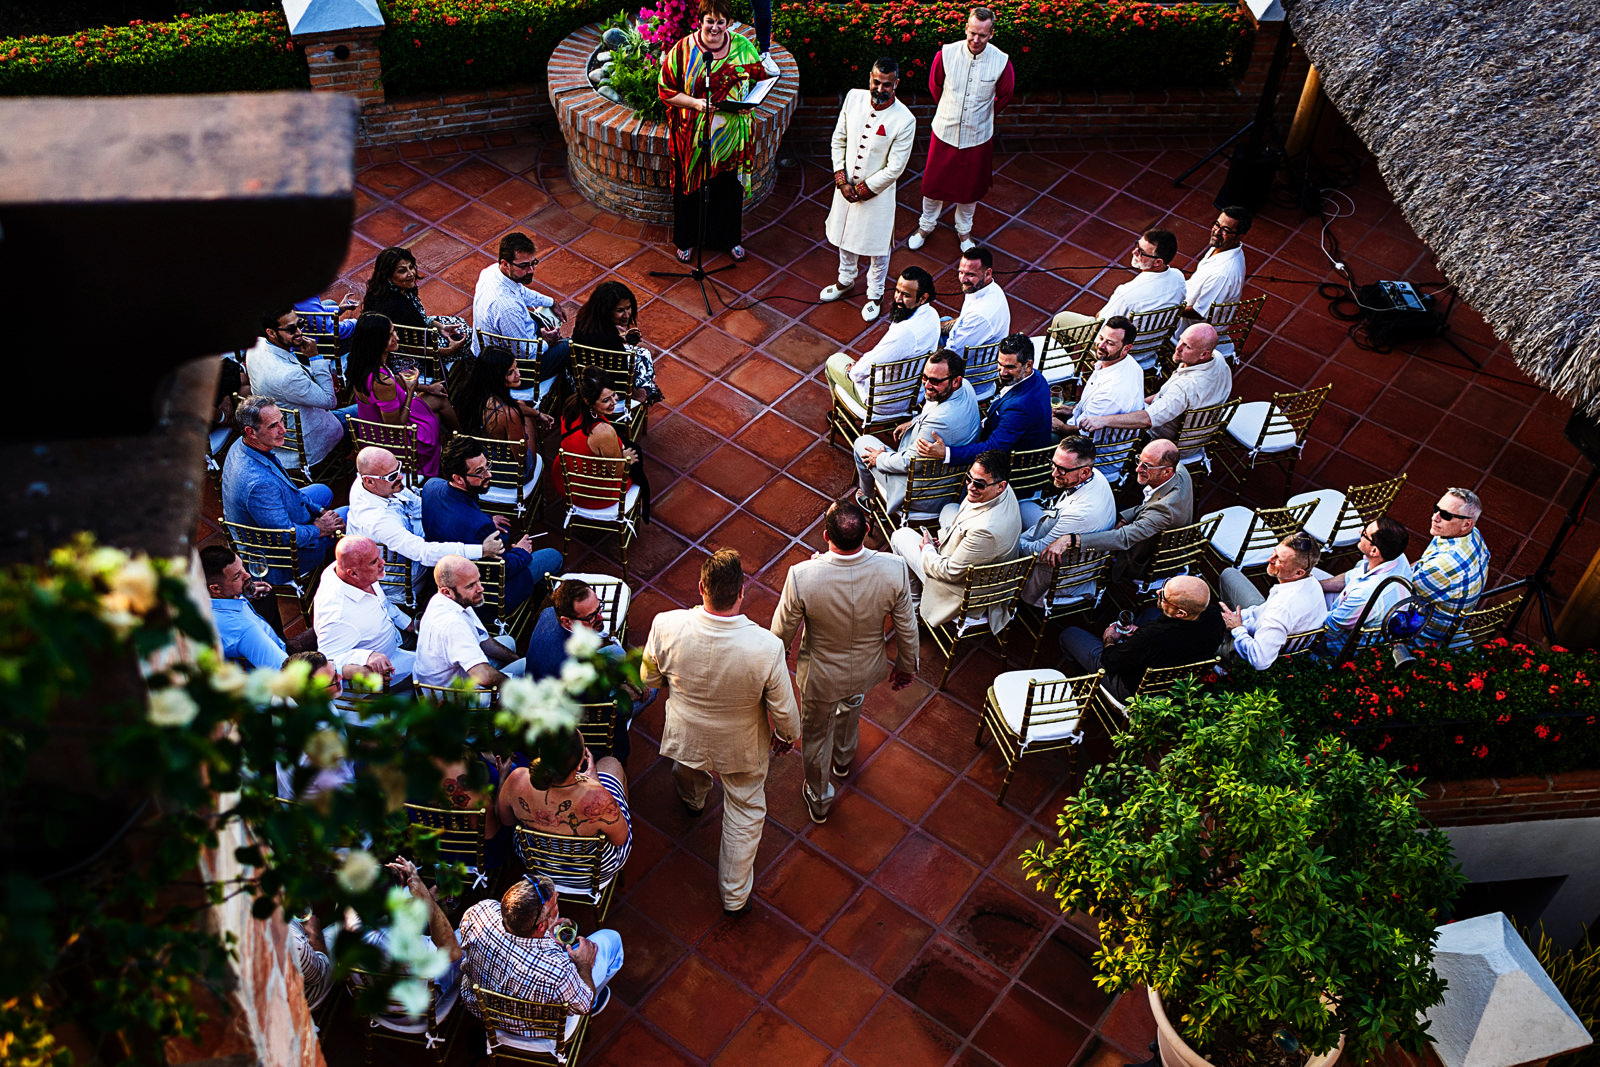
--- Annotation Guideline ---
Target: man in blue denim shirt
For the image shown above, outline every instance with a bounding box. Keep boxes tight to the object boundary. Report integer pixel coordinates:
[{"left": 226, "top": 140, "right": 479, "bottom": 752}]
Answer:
[
  {"left": 220, "top": 395, "right": 347, "bottom": 584},
  {"left": 420, "top": 436, "right": 563, "bottom": 613}
]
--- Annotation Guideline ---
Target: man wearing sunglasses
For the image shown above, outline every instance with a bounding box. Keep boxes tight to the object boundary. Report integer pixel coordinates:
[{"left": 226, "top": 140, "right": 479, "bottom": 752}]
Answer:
[
  {"left": 458, "top": 872, "right": 624, "bottom": 1029},
  {"left": 1219, "top": 532, "right": 1329, "bottom": 670},
  {"left": 525, "top": 578, "right": 650, "bottom": 764},
  {"left": 890, "top": 450, "right": 1022, "bottom": 629},
  {"left": 244, "top": 306, "right": 347, "bottom": 467},
  {"left": 348, "top": 446, "right": 505, "bottom": 605},
  {"left": 853, "top": 348, "right": 980, "bottom": 520},
  {"left": 1412, "top": 488, "right": 1490, "bottom": 644},
  {"left": 1059, "top": 575, "right": 1225, "bottom": 700},
  {"left": 1017, "top": 437, "right": 1116, "bottom": 607},
  {"left": 470, "top": 231, "right": 570, "bottom": 382}
]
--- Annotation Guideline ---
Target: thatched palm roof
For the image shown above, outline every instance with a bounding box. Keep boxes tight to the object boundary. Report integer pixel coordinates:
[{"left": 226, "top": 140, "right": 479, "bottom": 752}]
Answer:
[{"left": 1289, "top": 0, "right": 1600, "bottom": 414}]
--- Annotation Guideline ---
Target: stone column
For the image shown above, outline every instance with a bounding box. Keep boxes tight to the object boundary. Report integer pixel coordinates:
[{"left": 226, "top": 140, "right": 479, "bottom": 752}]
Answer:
[{"left": 301, "top": 25, "right": 386, "bottom": 110}]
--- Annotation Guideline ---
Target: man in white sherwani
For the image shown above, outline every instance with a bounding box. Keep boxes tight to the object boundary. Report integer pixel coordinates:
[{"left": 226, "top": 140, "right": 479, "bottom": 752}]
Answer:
[{"left": 819, "top": 57, "right": 917, "bottom": 323}]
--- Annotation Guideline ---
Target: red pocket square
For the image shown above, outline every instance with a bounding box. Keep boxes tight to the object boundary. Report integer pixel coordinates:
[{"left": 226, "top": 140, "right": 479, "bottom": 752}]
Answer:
[{"left": 877, "top": 125, "right": 887, "bottom": 136}]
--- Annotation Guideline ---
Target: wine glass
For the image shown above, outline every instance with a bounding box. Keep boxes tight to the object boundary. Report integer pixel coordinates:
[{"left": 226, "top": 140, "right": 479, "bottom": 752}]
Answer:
[{"left": 246, "top": 559, "right": 270, "bottom": 599}]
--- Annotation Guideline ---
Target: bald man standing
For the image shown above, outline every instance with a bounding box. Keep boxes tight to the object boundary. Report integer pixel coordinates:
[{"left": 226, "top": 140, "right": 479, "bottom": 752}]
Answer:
[
  {"left": 312, "top": 535, "right": 415, "bottom": 691},
  {"left": 1058, "top": 574, "right": 1225, "bottom": 699}
]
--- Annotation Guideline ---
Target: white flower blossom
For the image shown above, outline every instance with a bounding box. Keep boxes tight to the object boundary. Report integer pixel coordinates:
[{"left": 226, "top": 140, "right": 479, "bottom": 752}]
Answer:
[
  {"left": 498, "top": 676, "right": 579, "bottom": 740},
  {"left": 270, "top": 659, "right": 312, "bottom": 699},
  {"left": 563, "top": 623, "right": 602, "bottom": 660},
  {"left": 304, "top": 729, "right": 347, "bottom": 768},
  {"left": 242, "top": 668, "right": 279, "bottom": 706},
  {"left": 147, "top": 687, "right": 199, "bottom": 727},
  {"left": 559, "top": 659, "right": 598, "bottom": 695},
  {"left": 81, "top": 545, "right": 129, "bottom": 581},
  {"left": 96, "top": 598, "right": 140, "bottom": 638},
  {"left": 378, "top": 887, "right": 450, "bottom": 1019},
  {"left": 111, "top": 557, "right": 161, "bottom": 614},
  {"left": 336, "top": 850, "right": 381, "bottom": 893},
  {"left": 209, "top": 661, "right": 248, "bottom": 696}
]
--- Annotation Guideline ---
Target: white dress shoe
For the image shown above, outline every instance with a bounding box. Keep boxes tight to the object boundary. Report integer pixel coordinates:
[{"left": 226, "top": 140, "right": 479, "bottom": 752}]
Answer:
[
  {"left": 862, "top": 299, "right": 881, "bottom": 321},
  {"left": 906, "top": 228, "right": 931, "bottom": 250},
  {"left": 819, "top": 283, "right": 850, "bottom": 302},
  {"left": 958, "top": 234, "right": 976, "bottom": 253}
]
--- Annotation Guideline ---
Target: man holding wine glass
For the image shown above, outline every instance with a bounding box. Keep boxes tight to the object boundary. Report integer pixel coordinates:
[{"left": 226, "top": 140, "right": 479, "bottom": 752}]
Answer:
[{"left": 200, "top": 544, "right": 315, "bottom": 668}]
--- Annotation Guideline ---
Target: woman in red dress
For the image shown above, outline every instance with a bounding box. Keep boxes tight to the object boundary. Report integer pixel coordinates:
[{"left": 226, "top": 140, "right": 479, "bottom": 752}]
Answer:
[{"left": 553, "top": 368, "right": 643, "bottom": 515}]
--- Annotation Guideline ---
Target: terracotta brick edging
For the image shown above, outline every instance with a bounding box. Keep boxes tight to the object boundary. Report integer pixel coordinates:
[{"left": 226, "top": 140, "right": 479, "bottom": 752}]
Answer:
[
  {"left": 1419, "top": 768, "right": 1600, "bottom": 828},
  {"left": 547, "top": 25, "right": 798, "bottom": 225}
]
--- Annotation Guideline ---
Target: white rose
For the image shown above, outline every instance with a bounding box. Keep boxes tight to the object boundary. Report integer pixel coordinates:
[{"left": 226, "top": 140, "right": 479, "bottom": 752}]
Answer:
[
  {"left": 97, "top": 596, "right": 140, "bottom": 638},
  {"left": 336, "top": 850, "right": 381, "bottom": 893},
  {"left": 82, "top": 545, "right": 129, "bottom": 580},
  {"left": 560, "top": 659, "right": 598, "bottom": 695},
  {"left": 270, "top": 660, "right": 312, "bottom": 699},
  {"left": 304, "top": 729, "right": 347, "bottom": 768},
  {"left": 209, "top": 661, "right": 248, "bottom": 696},
  {"left": 147, "top": 687, "right": 199, "bottom": 727},
  {"left": 111, "top": 557, "right": 161, "bottom": 614},
  {"left": 243, "top": 668, "right": 278, "bottom": 706},
  {"left": 499, "top": 676, "right": 579, "bottom": 739},
  {"left": 563, "top": 623, "right": 602, "bottom": 660}
]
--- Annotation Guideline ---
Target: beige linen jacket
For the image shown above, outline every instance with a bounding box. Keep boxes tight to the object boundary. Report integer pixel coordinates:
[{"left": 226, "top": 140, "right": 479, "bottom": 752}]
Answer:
[
  {"left": 770, "top": 549, "right": 919, "bottom": 704},
  {"left": 641, "top": 607, "right": 802, "bottom": 775},
  {"left": 919, "top": 486, "right": 1023, "bottom": 628}
]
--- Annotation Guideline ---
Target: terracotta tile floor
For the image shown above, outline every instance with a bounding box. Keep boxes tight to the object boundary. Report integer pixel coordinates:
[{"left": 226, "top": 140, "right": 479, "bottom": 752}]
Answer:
[{"left": 201, "top": 114, "right": 1582, "bottom": 1065}]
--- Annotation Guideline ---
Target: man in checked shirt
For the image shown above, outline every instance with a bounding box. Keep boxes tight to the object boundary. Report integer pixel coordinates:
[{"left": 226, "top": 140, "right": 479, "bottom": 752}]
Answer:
[{"left": 458, "top": 873, "right": 624, "bottom": 1025}]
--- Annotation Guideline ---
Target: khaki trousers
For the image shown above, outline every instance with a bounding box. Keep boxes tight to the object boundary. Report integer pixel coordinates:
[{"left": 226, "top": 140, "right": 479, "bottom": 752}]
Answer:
[
  {"left": 825, "top": 352, "right": 863, "bottom": 407},
  {"left": 673, "top": 760, "right": 770, "bottom": 909},
  {"left": 800, "top": 692, "right": 865, "bottom": 817}
]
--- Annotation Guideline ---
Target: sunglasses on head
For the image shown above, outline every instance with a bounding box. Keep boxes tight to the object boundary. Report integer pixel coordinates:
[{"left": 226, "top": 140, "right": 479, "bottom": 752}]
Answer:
[{"left": 522, "top": 873, "right": 552, "bottom": 906}]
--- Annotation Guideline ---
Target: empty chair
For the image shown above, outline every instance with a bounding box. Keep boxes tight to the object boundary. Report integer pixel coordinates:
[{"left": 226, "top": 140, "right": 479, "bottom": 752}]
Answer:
[
  {"left": 1130, "top": 513, "right": 1224, "bottom": 597},
  {"left": 404, "top": 801, "right": 493, "bottom": 893},
  {"left": 392, "top": 321, "right": 447, "bottom": 382},
  {"left": 1207, "top": 293, "right": 1266, "bottom": 365},
  {"left": 1201, "top": 499, "right": 1319, "bottom": 575},
  {"left": 1172, "top": 397, "right": 1242, "bottom": 477},
  {"left": 926, "top": 555, "right": 1035, "bottom": 689},
  {"left": 1031, "top": 319, "right": 1100, "bottom": 387},
  {"left": 1124, "top": 302, "right": 1184, "bottom": 372},
  {"left": 1014, "top": 549, "right": 1113, "bottom": 665},
  {"left": 976, "top": 669, "right": 1102, "bottom": 804},
  {"left": 1289, "top": 474, "right": 1408, "bottom": 554},
  {"left": 1217, "top": 383, "right": 1332, "bottom": 486},
  {"left": 1097, "top": 657, "right": 1219, "bottom": 724}
]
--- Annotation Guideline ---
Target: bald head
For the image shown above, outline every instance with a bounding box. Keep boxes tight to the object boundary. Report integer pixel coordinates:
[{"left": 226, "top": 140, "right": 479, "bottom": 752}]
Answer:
[
  {"left": 1174, "top": 323, "right": 1219, "bottom": 365},
  {"left": 1162, "top": 575, "right": 1211, "bottom": 617},
  {"left": 435, "top": 554, "right": 485, "bottom": 607},
  {"left": 334, "top": 535, "right": 384, "bottom": 591},
  {"left": 356, "top": 446, "right": 396, "bottom": 475}
]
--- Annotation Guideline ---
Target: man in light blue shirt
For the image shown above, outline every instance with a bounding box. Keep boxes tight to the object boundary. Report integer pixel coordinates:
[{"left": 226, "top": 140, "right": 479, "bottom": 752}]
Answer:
[
  {"left": 1319, "top": 516, "right": 1413, "bottom": 634},
  {"left": 201, "top": 544, "right": 311, "bottom": 668},
  {"left": 471, "top": 232, "right": 570, "bottom": 381}
]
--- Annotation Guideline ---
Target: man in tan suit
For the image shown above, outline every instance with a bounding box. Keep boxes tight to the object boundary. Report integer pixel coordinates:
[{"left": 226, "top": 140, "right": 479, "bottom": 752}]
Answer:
[
  {"left": 641, "top": 550, "right": 801, "bottom": 916},
  {"left": 889, "top": 449, "right": 1023, "bottom": 629},
  {"left": 771, "top": 497, "right": 919, "bottom": 824}
]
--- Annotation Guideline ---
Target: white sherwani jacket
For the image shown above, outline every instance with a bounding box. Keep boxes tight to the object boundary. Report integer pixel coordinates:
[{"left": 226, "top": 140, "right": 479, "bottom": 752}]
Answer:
[{"left": 826, "top": 90, "right": 917, "bottom": 256}]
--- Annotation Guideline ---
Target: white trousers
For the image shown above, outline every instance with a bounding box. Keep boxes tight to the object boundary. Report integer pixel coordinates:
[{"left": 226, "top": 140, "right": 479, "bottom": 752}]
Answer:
[
  {"left": 838, "top": 247, "right": 891, "bottom": 300},
  {"left": 918, "top": 198, "right": 976, "bottom": 236}
]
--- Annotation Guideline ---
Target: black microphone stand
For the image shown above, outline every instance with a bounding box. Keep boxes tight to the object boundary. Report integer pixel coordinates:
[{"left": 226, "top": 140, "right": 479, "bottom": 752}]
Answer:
[{"left": 651, "top": 67, "right": 739, "bottom": 315}]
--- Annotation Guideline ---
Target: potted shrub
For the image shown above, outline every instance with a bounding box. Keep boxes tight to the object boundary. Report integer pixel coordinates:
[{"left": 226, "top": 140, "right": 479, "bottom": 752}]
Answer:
[{"left": 1024, "top": 683, "right": 1464, "bottom": 1067}]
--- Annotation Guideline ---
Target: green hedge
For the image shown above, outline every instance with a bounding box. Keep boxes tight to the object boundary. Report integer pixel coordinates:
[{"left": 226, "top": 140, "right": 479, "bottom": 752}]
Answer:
[
  {"left": 776, "top": 0, "right": 1251, "bottom": 94},
  {"left": 0, "top": 10, "right": 308, "bottom": 96},
  {"left": 376, "top": 0, "right": 615, "bottom": 97}
]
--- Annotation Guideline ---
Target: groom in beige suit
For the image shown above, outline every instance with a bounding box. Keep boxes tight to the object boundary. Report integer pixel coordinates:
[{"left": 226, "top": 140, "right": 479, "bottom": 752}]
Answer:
[
  {"left": 771, "top": 497, "right": 919, "bottom": 824},
  {"left": 642, "top": 550, "right": 802, "bottom": 916},
  {"left": 890, "top": 450, "right": 1023, "bottom": 629}
]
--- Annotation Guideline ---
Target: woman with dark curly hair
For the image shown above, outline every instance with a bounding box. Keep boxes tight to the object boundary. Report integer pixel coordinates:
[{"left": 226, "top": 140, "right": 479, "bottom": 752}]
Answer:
[
  {"left": 361, "top": 246, "right": 469, "bottom": 360},
  {"left": 456, "top": 345, "right": 552, "bottom": 469},
  {"left": 570, "top": 280, "right": 665, "bottom": 406},
  {"left": 552, "top": 367, "right": 648, "bottom": 519},
  {"left": 494, "top": 727, "right": 632, "bottom": 888},
  {"left": 347, "top": 313, "right": 458, "bottom": 476}
]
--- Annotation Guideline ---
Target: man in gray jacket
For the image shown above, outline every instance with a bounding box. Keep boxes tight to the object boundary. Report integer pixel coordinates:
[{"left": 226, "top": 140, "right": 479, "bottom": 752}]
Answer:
[
  {"left": 853, "top": 348, "right": 980, "bottom": 520},
  {"left": 1059, "top": 438, "right": 1194, "bottom": 581}
]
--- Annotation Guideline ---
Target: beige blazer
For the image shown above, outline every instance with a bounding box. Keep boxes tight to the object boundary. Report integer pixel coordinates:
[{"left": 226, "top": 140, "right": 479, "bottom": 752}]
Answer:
[
  {"left": 642, "top": 607, "right": 802, "bottom": 775},
  {"left": 919, "top": 486, "right": 1023, "bottom": 627},
  {"left": 771, "top": 549, "right": 919, "bottom": 703}
]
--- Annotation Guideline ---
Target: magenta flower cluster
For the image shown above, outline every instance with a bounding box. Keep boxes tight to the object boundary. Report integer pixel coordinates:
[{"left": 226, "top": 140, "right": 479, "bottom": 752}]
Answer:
[{"left": 636, "top": 0, "right": 696, "bottom": 49}]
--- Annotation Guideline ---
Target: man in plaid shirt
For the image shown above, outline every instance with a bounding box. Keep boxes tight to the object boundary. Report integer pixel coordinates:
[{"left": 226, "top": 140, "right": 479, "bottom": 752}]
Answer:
[
  {"left": 1412, "top": 487, "right": 1490, "bottom": 643},
  {"left": 458, "top": 874, "right": 624, "bottom": 1029}
]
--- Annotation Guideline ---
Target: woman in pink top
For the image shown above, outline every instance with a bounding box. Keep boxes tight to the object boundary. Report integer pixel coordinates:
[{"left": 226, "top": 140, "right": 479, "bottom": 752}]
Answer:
[{"left": 347, "top": 313, "right": 458, "bottom": 476}]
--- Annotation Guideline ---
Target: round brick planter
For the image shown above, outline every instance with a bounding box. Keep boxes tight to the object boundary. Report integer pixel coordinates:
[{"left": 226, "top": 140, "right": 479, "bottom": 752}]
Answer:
[{"left": 548, "top": 24, "right": 798, "bottom": 224}]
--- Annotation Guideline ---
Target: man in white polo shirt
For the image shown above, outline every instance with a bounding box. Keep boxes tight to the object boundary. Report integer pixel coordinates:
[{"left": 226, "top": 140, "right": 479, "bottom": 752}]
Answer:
[
  {"left": 312, "top": 536, "right": 414, "bottom": 691},
  {"left": 941, "top": 245, "right": 1010, "bottom": 360},
  {"left": 415, "top": 555, "right": 524, "bottom": 688}
]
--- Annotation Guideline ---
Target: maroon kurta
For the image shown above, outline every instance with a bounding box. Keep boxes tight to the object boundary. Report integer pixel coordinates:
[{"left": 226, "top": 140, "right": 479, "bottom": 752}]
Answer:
[{"left": 919, "top": 49, "right": 1016, "bottom": 204}]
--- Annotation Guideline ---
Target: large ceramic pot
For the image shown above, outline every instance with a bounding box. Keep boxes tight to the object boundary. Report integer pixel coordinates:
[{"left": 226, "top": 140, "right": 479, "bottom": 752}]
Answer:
[
  {"left": 1147, "top": 989, "right": 1344, "bottom": 1067},
  {"left": 547, "top": 22, "right": 797, "bottom": 224}
]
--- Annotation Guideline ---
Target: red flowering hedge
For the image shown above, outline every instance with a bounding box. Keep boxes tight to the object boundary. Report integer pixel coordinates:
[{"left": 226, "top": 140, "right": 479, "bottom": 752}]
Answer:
[
  {"left": 0, "top": 10, "right": 308, "bottom": 95},
  {"left": 1217, "top": 638, "right": 1600, "bottom": 781},
  {"left": 776, "top": 0, "right": 1250, "bottom": 94},
  {"left": 376, "top": 0, "right": 616, "bottom": 97}
]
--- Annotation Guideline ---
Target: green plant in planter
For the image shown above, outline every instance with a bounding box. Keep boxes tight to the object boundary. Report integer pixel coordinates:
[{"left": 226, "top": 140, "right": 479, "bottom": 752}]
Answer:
[
  {"left": 594, "top": 17, "right": 665, "bottom": 120},
  {"left": 1024, "top": 683, "right": 1464, "bottom": 1067}
]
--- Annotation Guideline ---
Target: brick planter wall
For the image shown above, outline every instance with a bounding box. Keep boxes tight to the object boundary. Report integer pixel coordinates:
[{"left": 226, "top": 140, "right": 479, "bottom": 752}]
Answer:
[
  {"left": 1419, "top": 769, "right": 1600, "bottom": 828},
  {"left": 546, "top": 25, "right": 798, "bottom": 225}
]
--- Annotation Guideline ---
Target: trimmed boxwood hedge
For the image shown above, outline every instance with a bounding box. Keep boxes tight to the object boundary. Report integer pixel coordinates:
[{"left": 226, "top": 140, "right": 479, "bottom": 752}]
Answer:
[
  {"left": 376, "top": 0, "right": 617, "bottom": 97},
  {"left": 0, "top": 9, "right": 308, "bottom": 96}
]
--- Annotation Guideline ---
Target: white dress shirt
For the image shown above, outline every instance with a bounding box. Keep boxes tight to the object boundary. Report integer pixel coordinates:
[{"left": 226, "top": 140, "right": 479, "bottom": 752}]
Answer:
[
  {"left": 347, "top": 480, "right": 482, "bottom": 599},
  {"left": 1185, "top": 245, "right": 1245, "bottom": 317},
  {"left": 1231, "top": 576, "right": 1328, "bottom": 670},
  {"left": 312, "top": 565, "right": 415, "bottom": 683},
  {"left": 415, "top": 592, "right": 491, "bottom": 686},
  {"left": 244, "top": 337, "right": 344, "bottom": 465},
  {"left": 471, "top": 263, "right": 556, "bottom": 355},
  {"left": 1019, "top": 469, "right": 1117, "bottom": 555},
  {"left": 1074, "top": 355, "right": 1145, "bottom": 475},
  {"left": 1145, "top": 355, "right": 1234, "bottom": 446},
  {"left": 944, "top": 280, "right": 1011, "bottom": 359},
  {"left": 1326, "top": 554, "right": 1413, "bottom": 631},
  {"left": 1100, "top": 267, "right": 1187, "bottom": 320},
  {"left": 848, "top": 303, "right": 942, "bottom": 418}
]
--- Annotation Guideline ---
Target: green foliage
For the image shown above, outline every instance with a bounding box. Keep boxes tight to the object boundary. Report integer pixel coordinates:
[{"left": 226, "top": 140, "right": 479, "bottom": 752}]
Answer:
[
  {"left": 0, "top": 10, "right": 308, "bottom": 96},
  {"left": 1024, "top": 683, "right": 1464, "bottom": 1066},
  {"left": 0, "top": 535, "right": 640, "bottom": 1064},
  {"left": 602, "top": 23, "right": 666, "bottom": 120},
  {"left": 775, "top": 0, "right": 1249, "bottom": 94},
  {"left": 377, "top": 0, "right": 616, "bottom": 97},
  {"left": 1216, "top": 639, "right": 1600, "bottom": 780},
  {"left": 1517, "top": 921, "right": 1600, "bottom": 1067}
]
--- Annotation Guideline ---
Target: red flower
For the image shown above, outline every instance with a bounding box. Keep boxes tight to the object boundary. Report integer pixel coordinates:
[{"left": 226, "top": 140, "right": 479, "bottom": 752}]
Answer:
[
  {"left": 1535, "top": 724, "right": 1550, "bottom": 739},
  {"left": 1494, "top": 691, "right": 1507, "bottom": 701},
  {"left": 1466, "top": 676, "right": 1484, "bottom": 690},
  {"left": 1453, "top": 735, "right": 1464, "bottom": 745},
  {"left": 1473, "top": 744, "right": 1488, "bottom": 758}
]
